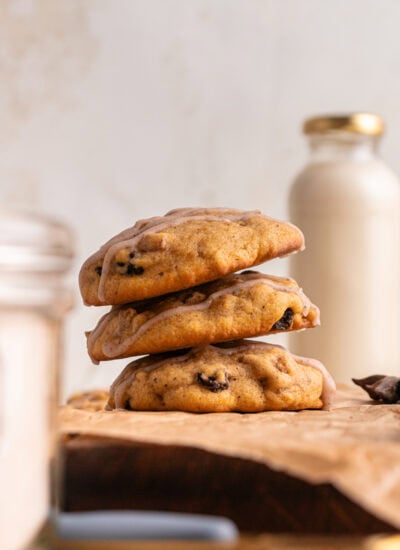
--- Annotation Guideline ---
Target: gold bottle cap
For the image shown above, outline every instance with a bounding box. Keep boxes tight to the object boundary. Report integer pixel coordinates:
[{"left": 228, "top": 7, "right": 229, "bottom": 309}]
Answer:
[{"left": 303, "top": 112, "right": 384, "bottom": 136}]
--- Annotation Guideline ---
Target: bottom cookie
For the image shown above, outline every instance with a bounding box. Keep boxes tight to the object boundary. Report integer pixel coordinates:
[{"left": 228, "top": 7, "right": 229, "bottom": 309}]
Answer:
[{"left": 107, "top": 341, "right": 335, "bottom": 413}]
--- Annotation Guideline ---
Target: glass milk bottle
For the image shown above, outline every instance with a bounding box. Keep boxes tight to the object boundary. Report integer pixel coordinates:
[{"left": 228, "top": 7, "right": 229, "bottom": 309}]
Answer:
[
  {"left": 289, "top": 113, "right": 400, "bottom": 382},
  {"left": 0, "top": 211, "right": 73, "bottom": 550}
]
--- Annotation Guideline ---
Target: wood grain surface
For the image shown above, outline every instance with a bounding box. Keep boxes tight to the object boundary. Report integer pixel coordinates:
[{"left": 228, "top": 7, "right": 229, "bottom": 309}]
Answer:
[{"left": 61, "top": 435, "right": 395, "bottom": 535}]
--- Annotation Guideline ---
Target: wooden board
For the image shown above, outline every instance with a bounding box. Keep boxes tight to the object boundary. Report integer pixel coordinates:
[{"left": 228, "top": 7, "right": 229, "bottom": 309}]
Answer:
[{"left": 60, "top": 435, "right": 395, "bottom": 535}]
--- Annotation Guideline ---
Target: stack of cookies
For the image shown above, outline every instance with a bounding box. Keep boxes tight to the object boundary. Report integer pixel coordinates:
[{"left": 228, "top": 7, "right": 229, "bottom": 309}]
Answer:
[{"left": 79, "top": 208, "right": 335, "bottom": 412}]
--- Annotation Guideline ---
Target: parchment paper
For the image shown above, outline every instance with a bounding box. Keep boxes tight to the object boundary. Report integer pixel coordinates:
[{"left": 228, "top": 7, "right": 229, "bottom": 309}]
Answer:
[{"left": 60, "top": 384, "right": 400, "bottom": 528}]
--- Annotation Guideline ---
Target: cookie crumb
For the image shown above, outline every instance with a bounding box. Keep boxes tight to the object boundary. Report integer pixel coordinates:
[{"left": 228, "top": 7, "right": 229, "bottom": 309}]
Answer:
[{"left": 126, "top": 264, "right": 144, "bottom": 275}]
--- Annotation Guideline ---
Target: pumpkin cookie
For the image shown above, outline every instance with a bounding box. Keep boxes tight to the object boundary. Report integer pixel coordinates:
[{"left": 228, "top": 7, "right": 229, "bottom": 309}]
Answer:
[
  {"left": 87, "top": 271, "right": 319, "bottom": 362},
  {"left": 79, "top": 208, "right": 304, "bottom": 306},
  {"left": 106, "top": 340, "right": 335, "bottom": 413}
]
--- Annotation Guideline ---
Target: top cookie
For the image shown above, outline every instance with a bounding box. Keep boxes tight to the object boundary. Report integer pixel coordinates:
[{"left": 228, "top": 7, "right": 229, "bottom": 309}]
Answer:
[{"left": 79, "top": 208, "right": 305, "bottom": 306}]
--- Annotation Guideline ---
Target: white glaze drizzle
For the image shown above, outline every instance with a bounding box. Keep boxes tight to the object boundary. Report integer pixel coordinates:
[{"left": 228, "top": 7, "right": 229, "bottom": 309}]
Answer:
[
  {"left": 99, "top": 208, "right": 244, "bottom": 253},
  {"left": 89, "top": 272, "right": 318, "bottom": 358},
  {"left": 85, "top": 208, "right": 304, "bottom": 302},
  {"left": 109, "top": 341, "right": 335, "bottom": 410},
  {"left": 292, "top": 354, "right": 336, "bottom": 410}
]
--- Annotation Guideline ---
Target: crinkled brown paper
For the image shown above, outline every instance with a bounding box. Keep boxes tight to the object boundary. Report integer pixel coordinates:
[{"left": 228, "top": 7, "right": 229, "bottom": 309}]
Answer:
[{"left": 60, "top": 384, "right": 400, "bottom": 528}]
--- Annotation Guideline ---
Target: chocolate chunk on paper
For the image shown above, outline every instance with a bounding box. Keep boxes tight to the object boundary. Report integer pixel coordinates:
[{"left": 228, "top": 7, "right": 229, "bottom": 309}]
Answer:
[{"left": 353, "top": 375, "right": 400, "bottom": 404}]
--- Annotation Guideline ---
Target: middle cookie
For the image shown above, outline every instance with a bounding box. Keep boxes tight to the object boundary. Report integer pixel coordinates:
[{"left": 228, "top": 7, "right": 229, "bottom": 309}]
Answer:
[{"left": 87, "top": 271, "right": 320, "bottom": 362}]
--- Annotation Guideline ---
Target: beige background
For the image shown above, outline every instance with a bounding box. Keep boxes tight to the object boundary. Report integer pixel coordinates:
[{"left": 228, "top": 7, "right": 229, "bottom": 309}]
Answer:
[{"left": 1, "top": 0, "right": 400, "bottom": 396}]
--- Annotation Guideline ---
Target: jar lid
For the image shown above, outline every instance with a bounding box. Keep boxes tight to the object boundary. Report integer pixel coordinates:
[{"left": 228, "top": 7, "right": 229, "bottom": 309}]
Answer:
[
  {"left": 303, "top": 113, "right": 384, "bottom": 136},
  {"left": 0, "top": 210, "right": 74, "bottom": 272}
]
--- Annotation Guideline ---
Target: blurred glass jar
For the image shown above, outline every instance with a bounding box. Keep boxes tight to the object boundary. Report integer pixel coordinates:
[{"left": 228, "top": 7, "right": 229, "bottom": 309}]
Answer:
[
  {"left": 0, "top": 211, "right": 73, "bottom": 550},
  {"left": 289, "top": 113, "right": 400, "bottom": 382}
]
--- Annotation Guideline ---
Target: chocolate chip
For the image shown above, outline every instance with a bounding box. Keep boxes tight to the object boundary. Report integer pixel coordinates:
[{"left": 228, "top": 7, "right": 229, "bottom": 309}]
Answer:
[
  {"left": 129, "top": 252, "right": 135, "bottom": 259},
  {"left": 197, "top": 372, "right": 229, "bottom": 392},
  {"left": 126, "top": 263, "right": 144, "bottom": 275},
  {"left": 353, "top": 375, "right": 400, "bottom": 404},
  {"left": 125, "top": 399, "right": 133, "bottom": 411},
  {"left": 95, "top": 266, "right": 102, "bottom": 276},
  {"left": 117, "top": 261, "right": 126, "bottom": 267},
  {"left": 272, "top": 308, "right": 294, "bottom": 331}
]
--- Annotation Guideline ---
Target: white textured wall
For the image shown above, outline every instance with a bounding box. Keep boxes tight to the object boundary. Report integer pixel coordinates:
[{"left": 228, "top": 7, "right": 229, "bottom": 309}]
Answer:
[{"left": 1, "top": 0, "right": 400, "bottom": 396}]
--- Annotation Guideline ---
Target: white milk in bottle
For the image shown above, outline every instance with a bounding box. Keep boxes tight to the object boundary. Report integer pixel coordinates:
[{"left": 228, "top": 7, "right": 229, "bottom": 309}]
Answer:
[{"left": 289, "top": 113, "right": 400, "bottom": 382}]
